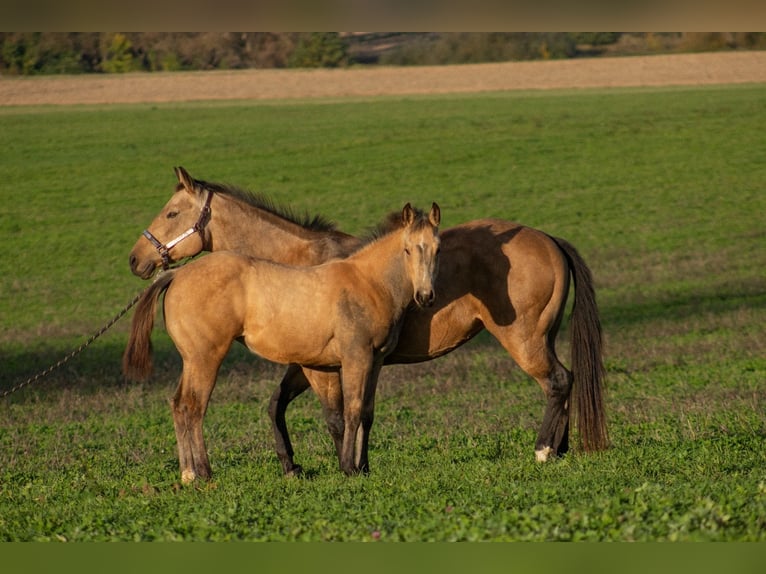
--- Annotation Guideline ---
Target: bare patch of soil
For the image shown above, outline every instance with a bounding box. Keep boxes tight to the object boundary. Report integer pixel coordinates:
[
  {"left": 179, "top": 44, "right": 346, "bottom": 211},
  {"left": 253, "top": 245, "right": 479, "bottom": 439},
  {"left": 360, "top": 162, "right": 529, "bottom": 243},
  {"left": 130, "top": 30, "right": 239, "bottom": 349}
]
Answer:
[{"left": 1, "top": 52, "right": 765, "bottom": 107}]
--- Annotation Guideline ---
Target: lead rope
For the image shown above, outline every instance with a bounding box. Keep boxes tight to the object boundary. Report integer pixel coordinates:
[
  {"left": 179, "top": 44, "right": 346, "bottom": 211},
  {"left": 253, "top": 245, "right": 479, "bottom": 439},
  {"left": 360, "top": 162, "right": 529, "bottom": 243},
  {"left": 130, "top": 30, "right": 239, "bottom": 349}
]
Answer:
[{"left": 0, "top": 268, "right": 181, "bottom": 399}]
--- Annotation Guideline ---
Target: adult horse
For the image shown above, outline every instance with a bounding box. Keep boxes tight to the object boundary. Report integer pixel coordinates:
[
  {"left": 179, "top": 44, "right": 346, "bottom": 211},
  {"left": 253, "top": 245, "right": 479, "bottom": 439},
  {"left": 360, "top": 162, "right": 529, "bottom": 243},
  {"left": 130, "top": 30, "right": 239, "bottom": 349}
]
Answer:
[
  {"left": 124, "top": 202, "right": 441, "bottom": 481},
  {"left": 129, "top": 167, "right": 607, "bottom": 474}
]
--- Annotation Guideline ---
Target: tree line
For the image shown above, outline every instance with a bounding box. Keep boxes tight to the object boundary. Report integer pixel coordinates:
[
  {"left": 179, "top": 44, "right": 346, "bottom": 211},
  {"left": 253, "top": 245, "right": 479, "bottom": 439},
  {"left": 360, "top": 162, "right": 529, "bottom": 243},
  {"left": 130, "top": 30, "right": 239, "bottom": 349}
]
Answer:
[{"left": 1, "top": 32, "right": 764, "bottom": 75}]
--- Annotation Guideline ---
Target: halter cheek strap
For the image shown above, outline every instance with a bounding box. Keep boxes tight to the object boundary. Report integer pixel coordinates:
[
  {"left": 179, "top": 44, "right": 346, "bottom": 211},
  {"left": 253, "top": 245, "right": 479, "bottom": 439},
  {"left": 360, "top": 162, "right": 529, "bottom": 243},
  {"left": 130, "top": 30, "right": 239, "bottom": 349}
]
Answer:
[{"left": 142, "top": 189, "right": 213, "bottom": 270}]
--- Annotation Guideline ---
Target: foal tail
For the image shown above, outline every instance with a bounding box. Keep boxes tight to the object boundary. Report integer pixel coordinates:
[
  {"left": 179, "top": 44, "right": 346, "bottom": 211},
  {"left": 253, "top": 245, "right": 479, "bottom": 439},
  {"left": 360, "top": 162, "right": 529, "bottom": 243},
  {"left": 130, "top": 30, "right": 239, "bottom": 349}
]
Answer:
[
  {"left": 122, "top": 271, "right": 176, "bottom": 381},
  {"left": 553, "top": 237, "right": 609, "bottom": 452}
]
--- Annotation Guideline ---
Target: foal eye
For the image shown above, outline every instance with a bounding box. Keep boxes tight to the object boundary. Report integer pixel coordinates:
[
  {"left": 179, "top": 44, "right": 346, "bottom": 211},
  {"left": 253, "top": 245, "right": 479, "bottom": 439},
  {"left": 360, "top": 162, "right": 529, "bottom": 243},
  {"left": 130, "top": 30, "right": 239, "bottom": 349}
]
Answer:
[
  {"left": 404, "top": 248, "right": 411, "bottom": 255},
  {"left": 167, "top": 211, "right": 179, "bottom": 219}
]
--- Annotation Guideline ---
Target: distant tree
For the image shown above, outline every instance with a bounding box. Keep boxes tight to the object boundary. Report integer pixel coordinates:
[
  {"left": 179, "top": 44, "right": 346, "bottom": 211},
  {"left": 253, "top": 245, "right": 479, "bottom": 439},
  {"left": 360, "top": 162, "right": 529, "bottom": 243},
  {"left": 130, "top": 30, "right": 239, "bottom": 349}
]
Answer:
[
  {"left": 100, "top": 33, "right": 139, "bottom": 73},
  {"left": 0, "top": 32, "right": 99, "bottom": 74},
  {"left": 569, "top": 32, "right": 622, "bottom": 46},
  {"left": 288, "top": 33, "right": 348, "bottom": 68}
]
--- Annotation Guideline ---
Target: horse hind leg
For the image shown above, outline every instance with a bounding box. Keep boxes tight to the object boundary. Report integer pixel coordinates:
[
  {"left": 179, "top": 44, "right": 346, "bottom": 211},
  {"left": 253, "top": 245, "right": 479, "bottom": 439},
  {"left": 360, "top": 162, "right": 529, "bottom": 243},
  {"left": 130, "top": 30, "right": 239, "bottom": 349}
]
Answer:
[
  {"left": 305, "top": 369, "right": 346, "bottom": 471},
  {"left": 533, "top": 360, "right": 572, "bottom": 462},
  {"left": 486, "top": 323, "right": 571, "bottom": 463},
  {"left": 171, "top": 363, "right": 219, "bottom": 483}
]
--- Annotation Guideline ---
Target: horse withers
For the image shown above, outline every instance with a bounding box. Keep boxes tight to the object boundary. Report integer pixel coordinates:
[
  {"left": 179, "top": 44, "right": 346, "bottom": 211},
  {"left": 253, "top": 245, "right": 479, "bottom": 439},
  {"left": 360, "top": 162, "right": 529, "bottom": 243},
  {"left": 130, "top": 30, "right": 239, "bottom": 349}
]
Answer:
[{"left": 123, "top": 202, "right": 441, "bottom": 482}]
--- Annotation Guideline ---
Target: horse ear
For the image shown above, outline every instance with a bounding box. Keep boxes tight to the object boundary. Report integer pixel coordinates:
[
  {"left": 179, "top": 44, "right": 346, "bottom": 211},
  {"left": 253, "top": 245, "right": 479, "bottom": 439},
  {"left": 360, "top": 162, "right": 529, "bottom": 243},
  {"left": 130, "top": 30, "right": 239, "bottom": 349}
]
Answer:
[
  {"left": 429, "top": 202, "right": 441, "bottom": 227},
  {"left": 401, "top": 203, "right": 415, "bottom": 226},
  {"left": 174, "top": 166, "right": 196, "bottom": 195}
]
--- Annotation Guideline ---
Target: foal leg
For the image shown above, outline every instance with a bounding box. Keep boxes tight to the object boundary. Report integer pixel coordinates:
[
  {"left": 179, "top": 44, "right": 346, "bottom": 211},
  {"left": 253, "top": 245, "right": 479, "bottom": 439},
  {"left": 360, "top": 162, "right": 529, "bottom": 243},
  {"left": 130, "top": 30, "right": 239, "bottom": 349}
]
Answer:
[
  {"left": 300, "top": 368, "right": 346, "bottom": 469},
  {"left": 338, "top": 357, "right": 374, "bottom": 476},
  {"left": 171, "top": 360, "right": 220, "bottom": 483},
  {"left": 306, "top": 369, "right": 345, "bottom": 464},
  {"left": 268, "top": 364, "right": 311, "bottom": 476},
  {"left": 355, "top": 362, "right": 383, "bottom": 474}
]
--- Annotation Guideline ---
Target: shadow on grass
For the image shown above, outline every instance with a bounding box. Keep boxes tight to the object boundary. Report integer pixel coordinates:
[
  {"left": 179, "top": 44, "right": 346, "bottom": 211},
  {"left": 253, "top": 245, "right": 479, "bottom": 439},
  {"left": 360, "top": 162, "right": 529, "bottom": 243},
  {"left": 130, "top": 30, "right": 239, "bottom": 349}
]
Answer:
[
  {"left": 598, "top": 278, "right": 765, "bottom": 330},
  {"left": 4, "top": 278, "right": 763, "bottom": 403},
  {"left": 0, "top": 336, "right": 272, "bottom": 404}
]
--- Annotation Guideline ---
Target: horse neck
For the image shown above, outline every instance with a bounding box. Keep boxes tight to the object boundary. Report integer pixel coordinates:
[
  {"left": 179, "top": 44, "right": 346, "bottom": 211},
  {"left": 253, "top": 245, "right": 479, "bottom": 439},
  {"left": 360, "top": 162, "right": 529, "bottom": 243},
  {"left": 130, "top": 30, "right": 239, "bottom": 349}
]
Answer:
[
  {"left": 207, "top": 194, "right": 360, "bottom": 266},
  {"left": 349, "top": 231, "right": 412, "bottom": 308}
]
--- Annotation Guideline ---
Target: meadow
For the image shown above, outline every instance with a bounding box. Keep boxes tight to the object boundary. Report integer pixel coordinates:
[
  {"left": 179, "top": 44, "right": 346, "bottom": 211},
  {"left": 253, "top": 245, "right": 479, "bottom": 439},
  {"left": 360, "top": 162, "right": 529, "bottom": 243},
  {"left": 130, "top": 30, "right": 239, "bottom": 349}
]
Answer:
[{"left": 0, "top": 83, "right": 764, "bottom": 542}]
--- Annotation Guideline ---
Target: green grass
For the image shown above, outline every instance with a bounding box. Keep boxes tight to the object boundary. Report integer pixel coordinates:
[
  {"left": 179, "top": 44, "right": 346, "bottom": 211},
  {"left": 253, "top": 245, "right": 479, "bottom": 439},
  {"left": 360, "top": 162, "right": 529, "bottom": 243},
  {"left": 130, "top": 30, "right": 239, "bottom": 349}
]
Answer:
[{"left": 1, "top": 84, "right": 764, "bottom": 541}]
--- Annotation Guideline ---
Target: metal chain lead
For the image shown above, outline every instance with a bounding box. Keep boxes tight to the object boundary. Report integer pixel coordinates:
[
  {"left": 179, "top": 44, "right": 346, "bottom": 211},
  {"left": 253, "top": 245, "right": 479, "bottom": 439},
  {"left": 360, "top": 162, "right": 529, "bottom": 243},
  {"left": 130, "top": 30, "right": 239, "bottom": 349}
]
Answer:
[{"left": 0, "top": 268, "right": 181, "bottom": 399}]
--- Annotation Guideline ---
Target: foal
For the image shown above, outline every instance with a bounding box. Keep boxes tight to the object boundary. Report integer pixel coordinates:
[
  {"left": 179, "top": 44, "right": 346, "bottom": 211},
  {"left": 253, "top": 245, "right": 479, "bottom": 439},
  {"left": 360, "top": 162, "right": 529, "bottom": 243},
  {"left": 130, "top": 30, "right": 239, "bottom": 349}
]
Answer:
[{"left": 123, "top": 203, "right": 441, "bottom": 481}]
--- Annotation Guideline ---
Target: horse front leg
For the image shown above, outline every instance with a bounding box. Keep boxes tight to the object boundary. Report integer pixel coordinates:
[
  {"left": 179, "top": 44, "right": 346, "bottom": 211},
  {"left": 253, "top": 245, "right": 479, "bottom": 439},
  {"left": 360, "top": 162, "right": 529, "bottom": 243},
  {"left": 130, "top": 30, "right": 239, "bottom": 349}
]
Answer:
[
  {"left": 338, "top": 357, "right": 373, "bottom": 476},
  {"left": 354, "top": 361, "right": 383, "bottom": 474},
  {"left": 268, "top": 363, "right": 311, "bottom": 476}
]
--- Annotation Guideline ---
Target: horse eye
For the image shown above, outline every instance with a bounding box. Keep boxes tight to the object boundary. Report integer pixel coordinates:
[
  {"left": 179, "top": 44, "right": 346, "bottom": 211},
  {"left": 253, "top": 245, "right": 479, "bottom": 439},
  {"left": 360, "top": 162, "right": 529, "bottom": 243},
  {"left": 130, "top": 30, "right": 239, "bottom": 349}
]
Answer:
[
  {"left": 404, "top": 248, "right": 411, "bottom": 255},
  {"left": 167, "top": 211, "right": 179, "bottom": 219}
]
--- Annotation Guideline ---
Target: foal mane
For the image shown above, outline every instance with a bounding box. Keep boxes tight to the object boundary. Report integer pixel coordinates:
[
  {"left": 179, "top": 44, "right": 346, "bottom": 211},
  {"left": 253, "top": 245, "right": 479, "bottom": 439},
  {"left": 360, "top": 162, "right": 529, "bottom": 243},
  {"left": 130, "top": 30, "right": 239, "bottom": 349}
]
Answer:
[
  {"left": 355, "top": 206, "right": 433, "bottom": 250},
  {"left": 180, "top": 178, "right": 339, "bottom": 233}
]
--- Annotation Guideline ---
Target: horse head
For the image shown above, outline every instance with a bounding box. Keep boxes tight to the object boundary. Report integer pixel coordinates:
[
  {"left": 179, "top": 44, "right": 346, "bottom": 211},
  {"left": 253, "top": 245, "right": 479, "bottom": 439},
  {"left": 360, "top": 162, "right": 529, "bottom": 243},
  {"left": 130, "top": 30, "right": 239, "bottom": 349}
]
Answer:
[
  {"left": 401, "top": 202, "right": 441, "bottom": 307},
  {"left": 128, "top": 166, "right": 212, "bottom": 279}
]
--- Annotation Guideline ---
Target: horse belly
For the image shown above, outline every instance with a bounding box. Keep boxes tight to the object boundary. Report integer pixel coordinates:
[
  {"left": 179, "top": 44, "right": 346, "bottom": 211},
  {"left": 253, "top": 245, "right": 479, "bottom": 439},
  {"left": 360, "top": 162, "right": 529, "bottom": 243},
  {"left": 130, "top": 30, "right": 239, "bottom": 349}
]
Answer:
[
  {"left": 242, "top": 318, "right": 340, "bottom": 367},
  {"left": 387, "top": 300, "right": 483, "bottom": 363}
]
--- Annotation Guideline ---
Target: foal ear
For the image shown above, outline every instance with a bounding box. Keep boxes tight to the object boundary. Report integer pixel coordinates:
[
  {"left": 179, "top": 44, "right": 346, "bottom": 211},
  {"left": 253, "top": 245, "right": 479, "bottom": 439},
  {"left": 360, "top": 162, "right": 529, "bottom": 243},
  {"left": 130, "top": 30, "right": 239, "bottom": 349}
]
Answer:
[
  {"left": 401, "top": 202, "right": 415, "bottom": 226},
  {"left": 174, "top": 166, "right": 196, "bottom": 195},
  {"left": 429, "top": 202, "right": 441, "bottom": 227}
]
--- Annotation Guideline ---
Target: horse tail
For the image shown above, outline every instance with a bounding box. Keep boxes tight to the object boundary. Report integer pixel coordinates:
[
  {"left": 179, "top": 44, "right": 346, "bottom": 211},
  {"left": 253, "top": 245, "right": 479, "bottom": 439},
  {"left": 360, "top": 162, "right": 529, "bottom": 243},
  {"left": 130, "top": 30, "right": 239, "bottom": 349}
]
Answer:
[
  {"left": 553, "top": 236, "right": 609, "bottom": 452},
  {"left": 122, "top": 270, "right": 176, "bottom": 381}
]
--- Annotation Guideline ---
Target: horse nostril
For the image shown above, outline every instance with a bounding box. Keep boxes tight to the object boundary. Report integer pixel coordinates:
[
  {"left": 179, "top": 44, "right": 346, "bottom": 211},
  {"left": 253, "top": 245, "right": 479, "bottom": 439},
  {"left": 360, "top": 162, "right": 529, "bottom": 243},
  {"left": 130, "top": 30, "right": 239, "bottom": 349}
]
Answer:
[
  {"left": 416, "top": 290, "right": 435, "bottom": 307},
  {"left": 129, "top": 254, "right": 137, "bottom": 271}
]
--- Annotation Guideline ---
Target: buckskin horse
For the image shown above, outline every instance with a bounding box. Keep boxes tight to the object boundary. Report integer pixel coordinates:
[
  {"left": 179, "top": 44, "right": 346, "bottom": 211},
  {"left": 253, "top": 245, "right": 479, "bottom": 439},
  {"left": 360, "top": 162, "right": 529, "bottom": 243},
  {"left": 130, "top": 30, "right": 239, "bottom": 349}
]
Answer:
[
  {"left": 128, "top": 167, "right": 607, "bottom": 475},
  {"left": 124, "top": 202, "right": 441, "bottom": 481}
]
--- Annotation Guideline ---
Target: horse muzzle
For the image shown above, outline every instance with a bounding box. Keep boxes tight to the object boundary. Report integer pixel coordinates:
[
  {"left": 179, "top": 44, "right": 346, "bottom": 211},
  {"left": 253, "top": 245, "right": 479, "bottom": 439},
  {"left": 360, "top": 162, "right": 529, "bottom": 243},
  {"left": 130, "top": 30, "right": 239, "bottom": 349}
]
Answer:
[
  {"left": 415, "top": 289, "right": 436, "bottom": 307},
  {"left": 129, "top": 253, "right": 157, "bottom": 279}
]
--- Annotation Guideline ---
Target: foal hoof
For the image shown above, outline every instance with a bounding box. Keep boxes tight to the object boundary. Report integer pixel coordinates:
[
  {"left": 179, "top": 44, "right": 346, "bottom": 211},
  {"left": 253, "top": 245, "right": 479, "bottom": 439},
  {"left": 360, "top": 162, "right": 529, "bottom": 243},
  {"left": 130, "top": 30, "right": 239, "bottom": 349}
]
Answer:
[{"left": 181, "top": 469, "right": 197, "bottom": 484}]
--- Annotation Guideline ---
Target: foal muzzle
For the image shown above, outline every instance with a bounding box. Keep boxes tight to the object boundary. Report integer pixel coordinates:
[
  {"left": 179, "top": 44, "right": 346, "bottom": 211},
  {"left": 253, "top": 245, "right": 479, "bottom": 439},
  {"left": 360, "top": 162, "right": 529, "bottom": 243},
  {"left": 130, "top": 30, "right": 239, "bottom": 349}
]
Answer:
[{"left": 415, "top": 289, "right": 436, "bottom": 307}]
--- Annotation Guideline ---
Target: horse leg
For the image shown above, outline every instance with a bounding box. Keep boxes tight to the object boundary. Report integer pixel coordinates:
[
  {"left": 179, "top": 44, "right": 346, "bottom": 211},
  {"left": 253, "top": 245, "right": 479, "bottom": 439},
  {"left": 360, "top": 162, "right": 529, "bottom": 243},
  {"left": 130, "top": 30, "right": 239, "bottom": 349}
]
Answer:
[
  {"left": 268, "top": 363, "right": 311, "bottom": 476},
  {"left": 355, "top": 362, "right": 383, "bottom": 474},
  {"left": 337, "top": 357, "right": 373, "bottom": 476},
  {"left": 291, "top": 368, "right": 346, "bottom": 472},
  {"left": 171, "top": 360, "right": 220, "bottom": 483},
  {"left": 485, "top": 321, "right": 572, "bottom": 462},
  {"left": 532, "top": 359, "right": 572, "bottom": 461},
  {"left": 306, "top": 369, "right": 345, "bottom": 464}
]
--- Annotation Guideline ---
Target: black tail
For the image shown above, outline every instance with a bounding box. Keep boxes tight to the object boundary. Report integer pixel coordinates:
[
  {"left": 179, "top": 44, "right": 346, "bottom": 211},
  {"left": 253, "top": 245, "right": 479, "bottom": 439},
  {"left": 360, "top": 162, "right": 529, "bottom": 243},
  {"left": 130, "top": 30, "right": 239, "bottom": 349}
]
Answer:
[{"left": 553, "top": 237, "right": 609, "bottom": 452}]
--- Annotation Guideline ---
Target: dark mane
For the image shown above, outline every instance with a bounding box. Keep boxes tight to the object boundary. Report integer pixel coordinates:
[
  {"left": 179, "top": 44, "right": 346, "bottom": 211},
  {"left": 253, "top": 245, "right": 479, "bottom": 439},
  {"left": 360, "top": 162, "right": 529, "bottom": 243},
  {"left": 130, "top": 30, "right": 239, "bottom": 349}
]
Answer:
[
  {"left": 182, "top": 179, "right": 339, "bottom": 233},
  {"left": 358, "top": 206, "right": 432, "bottom": 246}
]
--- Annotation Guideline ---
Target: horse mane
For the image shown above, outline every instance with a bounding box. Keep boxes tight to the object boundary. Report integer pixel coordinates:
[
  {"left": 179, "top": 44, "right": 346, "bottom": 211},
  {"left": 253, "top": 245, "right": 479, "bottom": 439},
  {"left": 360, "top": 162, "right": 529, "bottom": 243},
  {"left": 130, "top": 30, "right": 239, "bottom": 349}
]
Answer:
[
  {"left": 356, "top": 206, "right": 432, "bottom": 248},
  {"left": 179, "top": 179, "right": 339, "bottom": 233}
]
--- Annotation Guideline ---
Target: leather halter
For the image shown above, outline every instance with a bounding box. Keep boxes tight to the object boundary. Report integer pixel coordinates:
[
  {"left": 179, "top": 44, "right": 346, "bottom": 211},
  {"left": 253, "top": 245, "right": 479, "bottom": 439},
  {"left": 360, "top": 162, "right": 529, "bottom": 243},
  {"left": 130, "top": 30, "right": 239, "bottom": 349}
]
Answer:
[{"left": 142, "top": 189, "right": 213, "bottom": 270}]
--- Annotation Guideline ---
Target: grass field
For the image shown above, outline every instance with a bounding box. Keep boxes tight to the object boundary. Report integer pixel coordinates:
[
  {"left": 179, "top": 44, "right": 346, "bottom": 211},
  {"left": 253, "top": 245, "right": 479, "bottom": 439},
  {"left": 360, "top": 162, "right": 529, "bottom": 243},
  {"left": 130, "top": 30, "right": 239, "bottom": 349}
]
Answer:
[{"left": 0, "top": 84, "right": 764, "bottom": 541}]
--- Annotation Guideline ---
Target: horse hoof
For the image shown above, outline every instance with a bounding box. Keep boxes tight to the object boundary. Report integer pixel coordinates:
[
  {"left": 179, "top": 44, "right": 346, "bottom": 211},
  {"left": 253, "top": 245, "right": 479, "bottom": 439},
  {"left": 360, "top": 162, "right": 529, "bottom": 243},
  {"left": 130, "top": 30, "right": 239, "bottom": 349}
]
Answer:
[
  {"left": 285, "top": 464, "right": 303, "bottom": 478},
  {"left": 535, "top": 446, "right": 553, "bottom": 463},
  {"left": 181, "top": 469, "right": 197, "bottom": 483}
]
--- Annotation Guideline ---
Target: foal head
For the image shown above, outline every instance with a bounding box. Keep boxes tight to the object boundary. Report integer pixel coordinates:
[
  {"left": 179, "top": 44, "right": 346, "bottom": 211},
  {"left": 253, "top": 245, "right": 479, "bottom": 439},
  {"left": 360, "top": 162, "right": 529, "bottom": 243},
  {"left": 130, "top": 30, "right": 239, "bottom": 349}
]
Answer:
[
  {"left": 401, "top": 202, "right": 441, "bottom": 307},
  {"left": 129, "top": 167, "right": 211, "bottom": 279}
]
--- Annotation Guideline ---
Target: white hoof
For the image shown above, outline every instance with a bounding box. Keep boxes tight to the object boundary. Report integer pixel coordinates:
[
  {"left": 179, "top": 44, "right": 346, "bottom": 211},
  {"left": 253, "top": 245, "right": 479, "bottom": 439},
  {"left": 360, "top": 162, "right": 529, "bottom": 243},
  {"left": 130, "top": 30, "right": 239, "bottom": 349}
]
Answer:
[
  {"left": 181, "top": 469, "right": 197, "bottom": 483},
  {"left": 535, "top": 446, "right": 553, "bottom": 463}
]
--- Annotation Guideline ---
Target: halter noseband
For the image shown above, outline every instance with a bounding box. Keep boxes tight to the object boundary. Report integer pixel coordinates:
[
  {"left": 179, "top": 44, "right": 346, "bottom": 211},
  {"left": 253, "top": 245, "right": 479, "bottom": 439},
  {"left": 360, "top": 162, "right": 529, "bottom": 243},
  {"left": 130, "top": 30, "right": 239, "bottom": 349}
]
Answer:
[{"left": 142, "top": 189, "right": 213, "bottom": 270}]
